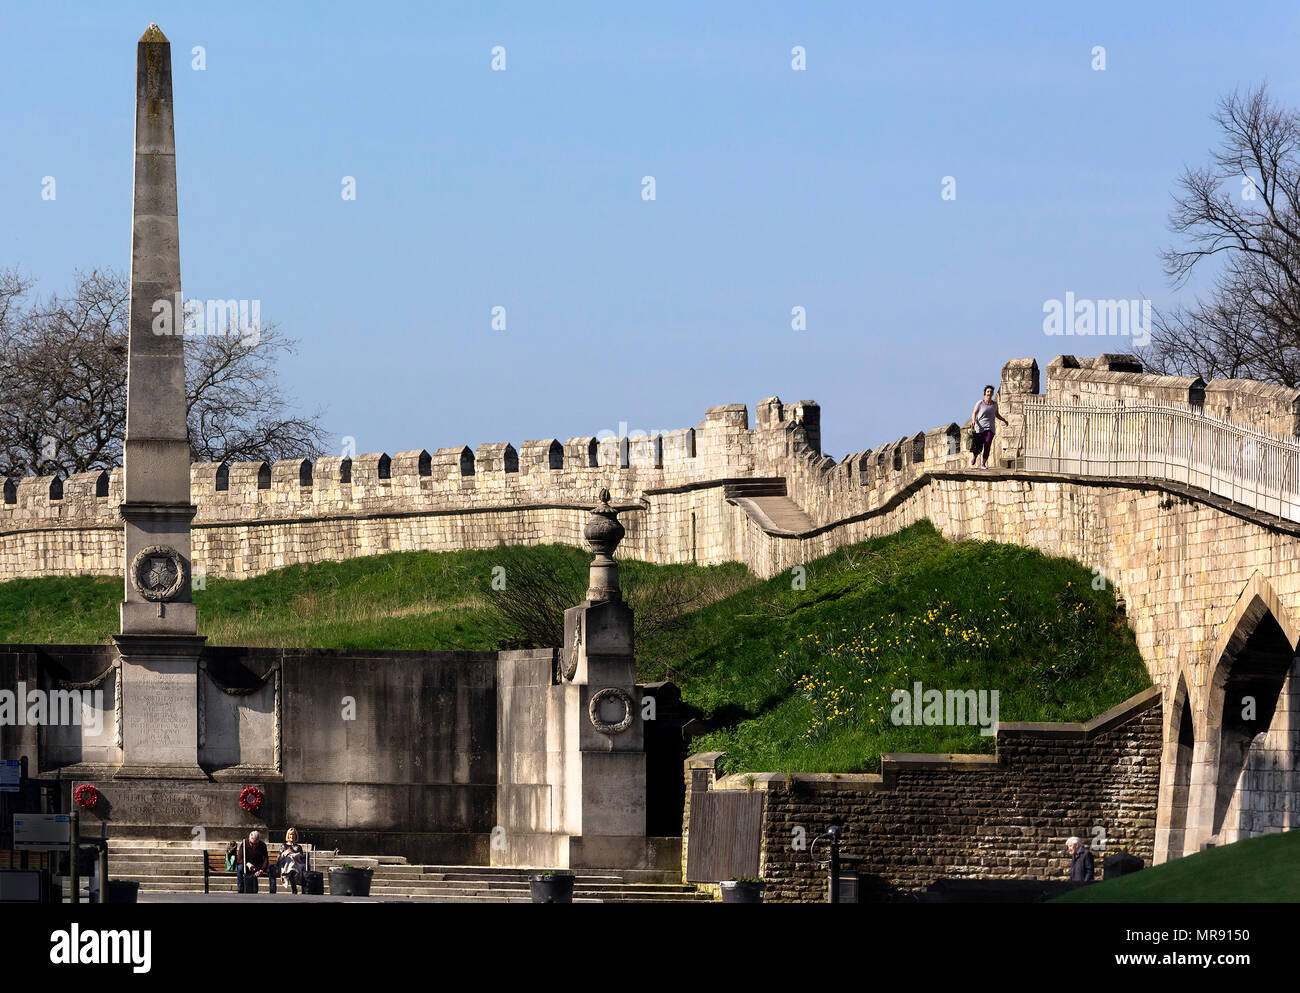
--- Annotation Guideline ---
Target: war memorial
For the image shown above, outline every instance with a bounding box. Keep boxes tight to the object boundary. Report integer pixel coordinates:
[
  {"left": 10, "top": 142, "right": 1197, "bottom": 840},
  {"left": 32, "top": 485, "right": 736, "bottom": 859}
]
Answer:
[
  {"left": 0, "top": 14, "right": 1290, "bottom": 981},
  {"left": 2, "top": 27, "right": 671, "bottom": 888}
]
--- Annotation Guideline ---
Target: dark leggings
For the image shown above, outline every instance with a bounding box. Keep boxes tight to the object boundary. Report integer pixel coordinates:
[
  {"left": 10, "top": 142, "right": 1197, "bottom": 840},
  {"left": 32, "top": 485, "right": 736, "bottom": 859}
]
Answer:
[{"left": 971, "top": 430, "right": 994, "bottom": 464}]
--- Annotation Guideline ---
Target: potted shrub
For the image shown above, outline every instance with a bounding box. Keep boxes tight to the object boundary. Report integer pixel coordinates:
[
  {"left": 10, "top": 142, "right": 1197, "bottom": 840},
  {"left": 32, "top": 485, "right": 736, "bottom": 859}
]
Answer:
[
  {"left": 720, "top": 877, "right": 765, "bottom": 903},
  {"left": 529, "top": 870, "right": 575, "bottom": 903},
  {"left": 327, "top": 863, "right": 374, "bottom": 897}
]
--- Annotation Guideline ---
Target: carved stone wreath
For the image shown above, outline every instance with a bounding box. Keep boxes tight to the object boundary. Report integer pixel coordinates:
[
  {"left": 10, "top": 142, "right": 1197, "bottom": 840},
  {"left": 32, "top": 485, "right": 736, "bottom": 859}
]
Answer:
[
  {"left": 587, "top": 687, "right": 635, "bottom": 735},
  {"left": 130, "top": 545, "right": 188, "bottom": 602},
  {"left": 562, "top": 625, "right": 581, "bottom": 681}
]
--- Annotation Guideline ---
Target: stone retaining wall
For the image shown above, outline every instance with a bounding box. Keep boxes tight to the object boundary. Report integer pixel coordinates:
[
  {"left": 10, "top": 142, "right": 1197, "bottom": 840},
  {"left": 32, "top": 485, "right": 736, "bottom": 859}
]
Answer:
[{"left": 687, "top": 687, "right": 1162, "bottom": 902}]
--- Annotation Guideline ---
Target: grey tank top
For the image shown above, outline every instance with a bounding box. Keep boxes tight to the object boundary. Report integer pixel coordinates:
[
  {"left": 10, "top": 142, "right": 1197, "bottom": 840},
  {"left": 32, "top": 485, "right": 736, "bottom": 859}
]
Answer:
[{"left": 974, "top": 400, "right": 997, "bottom": 432}]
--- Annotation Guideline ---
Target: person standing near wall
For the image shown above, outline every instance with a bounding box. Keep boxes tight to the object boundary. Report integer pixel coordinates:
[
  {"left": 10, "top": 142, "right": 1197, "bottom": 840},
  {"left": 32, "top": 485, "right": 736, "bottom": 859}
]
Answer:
[
  {"left": 1066, "top": 836, "right": 1095, "bottom": 883},
  {"left": 970, "top": 385, "right": 1009, "bottom": 469}
]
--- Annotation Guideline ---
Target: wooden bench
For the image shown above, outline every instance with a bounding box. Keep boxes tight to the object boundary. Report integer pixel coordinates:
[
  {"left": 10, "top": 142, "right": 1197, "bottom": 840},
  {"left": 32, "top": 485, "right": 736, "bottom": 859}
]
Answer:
[{"left": 204, "top": 844, "right": 311, "bottom": 893}]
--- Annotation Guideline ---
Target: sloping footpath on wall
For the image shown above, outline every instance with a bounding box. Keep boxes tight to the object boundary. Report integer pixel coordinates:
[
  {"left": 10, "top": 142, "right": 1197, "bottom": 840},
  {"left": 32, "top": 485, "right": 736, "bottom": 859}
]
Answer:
[{"left": 682, "top": 686, "right": 1161, "bottom": 902}]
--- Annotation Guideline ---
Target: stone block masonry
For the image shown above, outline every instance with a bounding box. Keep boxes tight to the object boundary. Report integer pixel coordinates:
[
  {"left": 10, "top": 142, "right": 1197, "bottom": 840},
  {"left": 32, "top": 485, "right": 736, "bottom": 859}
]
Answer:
[
  {"left": 2, "top": 356, "right": 1297, "bottom": 595},
  {"left": 6, "top": 355, "right": 1300, "bottom": 863},
  {"left": 0, "top": 402, "right": 791, "bottom": 580},
  {"left": 0, "top": 642, "right": 509, "bottom": 865},
  {"left": 688, "top": 687, "right": 1162, "bottom": 902}
]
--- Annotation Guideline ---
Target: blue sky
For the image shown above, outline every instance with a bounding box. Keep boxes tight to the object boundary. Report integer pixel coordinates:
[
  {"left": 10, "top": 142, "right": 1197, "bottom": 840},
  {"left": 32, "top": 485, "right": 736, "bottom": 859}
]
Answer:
[{"left": 3, "top": 1, "right": 1297, "bottom": 459}]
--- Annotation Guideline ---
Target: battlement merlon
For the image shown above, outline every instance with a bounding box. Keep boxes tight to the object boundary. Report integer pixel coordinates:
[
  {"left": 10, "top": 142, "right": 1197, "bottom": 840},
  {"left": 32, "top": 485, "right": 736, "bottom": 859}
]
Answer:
[
  {"left": 3, "top": 358, "right": 1296, "bottom": 567},
  {"left": 0, "top": 396, "right": 816, "bottom": 528}
]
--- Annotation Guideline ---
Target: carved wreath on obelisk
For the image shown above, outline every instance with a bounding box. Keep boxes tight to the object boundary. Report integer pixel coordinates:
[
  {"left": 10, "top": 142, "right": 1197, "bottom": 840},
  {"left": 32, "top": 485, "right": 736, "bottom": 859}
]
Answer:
[
  {"left": 130, "top": 545, "right": 188, "bottom": 602},
  {"left": 588, "top": 687, "right": 635, "bottom": 735}
]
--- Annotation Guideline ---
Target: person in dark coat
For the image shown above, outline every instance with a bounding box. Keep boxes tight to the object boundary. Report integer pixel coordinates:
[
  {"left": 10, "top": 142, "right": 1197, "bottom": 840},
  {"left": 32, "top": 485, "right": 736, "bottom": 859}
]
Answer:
[
  {"left": 1067, "top": 836, "right": 1094, "bottom": 883},
  {"left": 238, "top": 830, "right": 276, "bottom": 894}
]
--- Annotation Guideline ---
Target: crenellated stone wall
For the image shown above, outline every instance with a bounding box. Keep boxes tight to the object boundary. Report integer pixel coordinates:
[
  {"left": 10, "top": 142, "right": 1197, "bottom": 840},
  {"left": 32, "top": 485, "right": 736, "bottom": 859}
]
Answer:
[
  {"left": 3, "top": 354, "right": 1299, "bottom": 587},
  {"left": 6, "top": 353, "right": 1300, "bottom": 874}
]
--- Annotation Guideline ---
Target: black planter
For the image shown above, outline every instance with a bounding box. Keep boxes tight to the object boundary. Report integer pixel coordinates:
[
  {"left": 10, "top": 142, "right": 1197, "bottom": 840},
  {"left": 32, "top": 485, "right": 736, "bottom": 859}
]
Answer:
[
  {"left": 327, "top": 866, "right": 373, "bottom": 897},
  {"left": 107, "top": 880, "right": 139, "bottom": 904},
  {"left": 529, "top": 873, "right": 574, "bottom": 903},
  {"left": 720, "top": 880, "right": 765, "bottom": 904}
]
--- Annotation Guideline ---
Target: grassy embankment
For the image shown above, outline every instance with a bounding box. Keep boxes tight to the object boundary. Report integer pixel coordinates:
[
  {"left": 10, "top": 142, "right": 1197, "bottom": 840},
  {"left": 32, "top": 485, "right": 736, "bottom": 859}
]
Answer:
[
  {"left": 0, "top": 521, "right": 1149, "bottom": 774},
  {"left": 1053, "top": 831, "right": 1300, "bottom": 902}
]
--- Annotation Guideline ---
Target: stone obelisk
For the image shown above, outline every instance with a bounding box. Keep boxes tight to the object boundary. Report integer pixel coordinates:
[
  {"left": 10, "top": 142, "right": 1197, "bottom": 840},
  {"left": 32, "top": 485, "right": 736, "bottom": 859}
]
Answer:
[{"left": 113, "top": 24, "right": 205, "bottom": 778}]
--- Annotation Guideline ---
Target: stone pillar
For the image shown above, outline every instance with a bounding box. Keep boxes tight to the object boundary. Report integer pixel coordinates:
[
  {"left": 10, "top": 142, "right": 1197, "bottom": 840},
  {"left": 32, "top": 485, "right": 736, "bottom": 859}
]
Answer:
[
  {"left": 113, "top": 25, "right": 205, "bottom": 779},
  {"left": 557, "top": 489, "right": 649, "bottom": 869},
  {"left": 119, "top": 23, "right": 198, "bottom": 638},
  {"left": 996, "top": 358, "right": 1040, "bottom": 467},
  {"left": 1181, "top": 730, "right": 1221, "bottom": 855}
]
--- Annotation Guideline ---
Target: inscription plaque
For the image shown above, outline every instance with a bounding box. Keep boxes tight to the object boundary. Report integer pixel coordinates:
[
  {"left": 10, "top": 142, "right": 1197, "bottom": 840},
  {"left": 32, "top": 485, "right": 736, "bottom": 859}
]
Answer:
[{"left": 121, "top": 657, "right": 199, "bottom": 767}]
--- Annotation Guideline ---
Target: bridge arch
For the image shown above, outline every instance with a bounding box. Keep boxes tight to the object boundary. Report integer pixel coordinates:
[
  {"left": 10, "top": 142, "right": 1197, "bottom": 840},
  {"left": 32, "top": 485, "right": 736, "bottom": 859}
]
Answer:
[
  {"left": 1156, "top": 672, "right": 1195, "bottom": 863},
  {"left": 1174, "top": 572, "right": 1300, "bottom": 857}
]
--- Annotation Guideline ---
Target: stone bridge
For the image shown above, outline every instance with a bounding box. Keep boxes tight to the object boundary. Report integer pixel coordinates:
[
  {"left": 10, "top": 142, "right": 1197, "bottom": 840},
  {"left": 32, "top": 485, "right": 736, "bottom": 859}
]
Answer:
[{"left": 5, "top": 352, "right": 1300, "bottom": 863}]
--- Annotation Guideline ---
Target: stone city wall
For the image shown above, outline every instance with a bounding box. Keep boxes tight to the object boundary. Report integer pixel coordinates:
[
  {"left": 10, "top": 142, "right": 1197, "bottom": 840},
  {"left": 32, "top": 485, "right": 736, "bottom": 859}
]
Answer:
[{"left": 2, "top": 354, "right": 1297, "bottom": 587}]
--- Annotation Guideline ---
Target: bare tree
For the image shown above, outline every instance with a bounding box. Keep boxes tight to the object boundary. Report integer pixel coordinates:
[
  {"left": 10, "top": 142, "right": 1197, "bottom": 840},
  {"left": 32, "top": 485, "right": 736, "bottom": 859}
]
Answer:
[
  {"left": 184, "top": 321, "right": 326, "bottom": 465},
  {"left": 0, "top": 266, "right": 326, "bottom": 478},
  {"left": 1147, "top": 85, "right": 1300, "bottom": 385}
]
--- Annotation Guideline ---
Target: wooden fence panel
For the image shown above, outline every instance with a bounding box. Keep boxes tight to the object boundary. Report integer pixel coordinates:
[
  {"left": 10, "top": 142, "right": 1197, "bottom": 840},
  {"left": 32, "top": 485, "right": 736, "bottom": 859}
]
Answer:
[{"left": 685, "top": 790, "right": 764, "bottom": 883}]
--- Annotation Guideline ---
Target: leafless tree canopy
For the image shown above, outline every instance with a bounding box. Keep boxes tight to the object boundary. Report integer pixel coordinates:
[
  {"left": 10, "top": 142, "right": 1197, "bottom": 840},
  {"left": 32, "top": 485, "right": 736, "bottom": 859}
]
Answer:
[
  {"left": 1146, "top": 85, "right": 1300, "bottom": 385},
  {"left": 0, "top": 266, "right": 326, "bottom": 478}
]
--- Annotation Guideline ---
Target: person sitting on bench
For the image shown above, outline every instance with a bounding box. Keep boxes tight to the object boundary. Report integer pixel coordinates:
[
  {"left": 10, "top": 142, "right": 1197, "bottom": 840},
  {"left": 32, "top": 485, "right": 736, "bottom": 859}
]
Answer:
[
  {"left": 237, "top": 830, "right": 276, "bottom": 894},
  {"left": 279, "top": 827, "right": 307, "bottom": 894}
]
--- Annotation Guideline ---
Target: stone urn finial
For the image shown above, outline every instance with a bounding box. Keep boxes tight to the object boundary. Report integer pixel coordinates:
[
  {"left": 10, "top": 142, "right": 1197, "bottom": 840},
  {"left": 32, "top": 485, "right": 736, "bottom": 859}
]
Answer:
[{"left": 583, "top": 488, "right": 625, "bottom": 602}]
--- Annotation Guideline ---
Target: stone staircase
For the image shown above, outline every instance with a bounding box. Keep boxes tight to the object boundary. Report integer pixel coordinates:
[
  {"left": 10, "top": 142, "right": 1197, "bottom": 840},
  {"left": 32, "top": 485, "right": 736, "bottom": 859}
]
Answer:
[
  {"left": 104, "top": 840, "right": 712, "bottom": 903},
  {"left": 723, "top": 478, "right": 816, "bottom": 535}
]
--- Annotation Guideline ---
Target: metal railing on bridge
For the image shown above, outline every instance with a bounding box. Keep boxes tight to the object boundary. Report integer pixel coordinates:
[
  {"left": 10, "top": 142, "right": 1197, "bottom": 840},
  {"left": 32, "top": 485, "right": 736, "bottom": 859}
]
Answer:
[{"left": 1022, "top": 399, "right": 1300, "bottom": 523}]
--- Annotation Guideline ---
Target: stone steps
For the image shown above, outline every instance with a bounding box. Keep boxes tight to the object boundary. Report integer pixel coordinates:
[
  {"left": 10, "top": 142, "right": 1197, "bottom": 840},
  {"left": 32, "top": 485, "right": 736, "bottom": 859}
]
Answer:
[
  {"left": 722, "top": 478, "right": 789, "bottom": 499},
  {"left": 116, "top": 872, "right": 698, "bottom": 893},
  {"left": 722, "top": 479, "right": 816, "bottom": 535},
  {"left": 103, "top": 841, "right": 707, "bottom": 902}
]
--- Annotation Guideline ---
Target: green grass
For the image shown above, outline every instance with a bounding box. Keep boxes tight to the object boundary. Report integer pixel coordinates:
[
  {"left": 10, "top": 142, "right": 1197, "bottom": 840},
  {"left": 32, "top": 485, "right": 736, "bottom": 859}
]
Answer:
[
  {"left": 0, "top": 520, "right": 1150, "bottom": 774},
  {"left": 1053, "top": 832, "right": 1300, "bottom": 902},
  {"left": 0, "top": 547, "right": 569, "bottom": 650},
  {"left": 639, "top": 521, "right": 1149, "bottom": 774},
  {"left": 0, "top": 545, "right": 751, "bottom": 652}
]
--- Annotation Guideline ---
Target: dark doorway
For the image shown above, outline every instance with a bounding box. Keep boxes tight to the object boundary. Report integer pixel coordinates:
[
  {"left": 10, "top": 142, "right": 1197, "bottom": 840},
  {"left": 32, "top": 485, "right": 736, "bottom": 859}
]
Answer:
[{"left": 641, "top": 682, "right": 689, "bottom": 836}]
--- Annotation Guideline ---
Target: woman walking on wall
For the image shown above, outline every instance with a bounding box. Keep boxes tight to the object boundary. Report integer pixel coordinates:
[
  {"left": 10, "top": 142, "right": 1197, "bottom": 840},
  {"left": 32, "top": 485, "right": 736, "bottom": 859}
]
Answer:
[{"left": 970, "top": 385, "right": 1008, "bottom": 469}]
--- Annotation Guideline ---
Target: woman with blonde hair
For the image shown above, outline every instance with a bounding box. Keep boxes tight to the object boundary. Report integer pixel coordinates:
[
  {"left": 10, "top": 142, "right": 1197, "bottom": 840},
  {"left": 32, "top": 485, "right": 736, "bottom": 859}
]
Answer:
[{"left": 279, "top": 827, "right": 308, "bottom": 894}]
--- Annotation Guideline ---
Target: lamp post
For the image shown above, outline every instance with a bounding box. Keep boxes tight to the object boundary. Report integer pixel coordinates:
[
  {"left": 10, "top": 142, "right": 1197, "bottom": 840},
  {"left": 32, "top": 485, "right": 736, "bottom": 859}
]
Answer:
[{"left": 811, "top": 824, "right": 863, "bottom": 903}]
